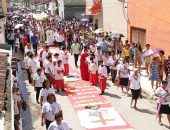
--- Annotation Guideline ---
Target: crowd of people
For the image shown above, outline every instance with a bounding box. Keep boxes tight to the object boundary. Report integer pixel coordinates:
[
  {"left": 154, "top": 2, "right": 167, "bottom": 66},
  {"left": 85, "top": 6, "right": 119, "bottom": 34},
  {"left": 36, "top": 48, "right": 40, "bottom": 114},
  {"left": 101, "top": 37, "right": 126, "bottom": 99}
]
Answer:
[{"left": 6, "top": 8, "right": 170, "bottom": 130}]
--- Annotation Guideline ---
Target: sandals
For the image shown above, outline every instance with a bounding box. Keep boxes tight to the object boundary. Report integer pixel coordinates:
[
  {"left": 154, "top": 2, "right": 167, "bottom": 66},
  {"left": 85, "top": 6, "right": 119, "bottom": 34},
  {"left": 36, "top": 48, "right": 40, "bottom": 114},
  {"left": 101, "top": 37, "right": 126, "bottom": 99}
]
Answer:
[{"left": 158, "top": 121, "right": 163, "bottom": 126}]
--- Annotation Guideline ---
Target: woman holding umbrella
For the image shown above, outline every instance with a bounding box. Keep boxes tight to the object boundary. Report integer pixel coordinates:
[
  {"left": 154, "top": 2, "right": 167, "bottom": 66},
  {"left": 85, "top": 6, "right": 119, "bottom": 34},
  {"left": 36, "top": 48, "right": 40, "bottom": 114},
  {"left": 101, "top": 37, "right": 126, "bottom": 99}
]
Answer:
[{"left": 155, "top": 80, "right": 170, "bottom": 127}]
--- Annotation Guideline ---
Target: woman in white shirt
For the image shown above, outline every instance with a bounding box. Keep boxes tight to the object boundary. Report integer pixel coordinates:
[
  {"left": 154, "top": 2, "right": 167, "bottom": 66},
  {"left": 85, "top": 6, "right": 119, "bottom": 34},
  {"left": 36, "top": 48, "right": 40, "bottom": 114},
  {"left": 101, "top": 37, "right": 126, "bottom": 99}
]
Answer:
[
  {"left": 129, "top": 69, "right": 141, "bottom": 109},
  {"left": 41, "top": 93, "right": 62, "bottom": 130},
  {"left": 118, "top": 59, "right": 130, "bottom": 95},
  {"left": 40, "top": 80, "right": 55, "bottom": 106},
  {"left": 33, "top": 68, "right": 46, "bottom": 103},
  {"left": 48, "top": 112, "right": 70, "bottom": 130},
  {"left": 155, "top": 80, "right": 170, "bottom": 126}
]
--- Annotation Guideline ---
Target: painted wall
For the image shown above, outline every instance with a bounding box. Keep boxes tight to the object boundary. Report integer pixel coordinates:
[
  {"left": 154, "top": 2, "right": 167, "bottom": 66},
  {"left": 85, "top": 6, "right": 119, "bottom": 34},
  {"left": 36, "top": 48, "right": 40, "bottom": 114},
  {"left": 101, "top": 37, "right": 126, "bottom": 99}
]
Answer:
[
  {"left": 128, "top": 0, "right": 170, "bottom": 55},
  {"left": 102, "top": 0, "right": 127, "bottom": 37}
]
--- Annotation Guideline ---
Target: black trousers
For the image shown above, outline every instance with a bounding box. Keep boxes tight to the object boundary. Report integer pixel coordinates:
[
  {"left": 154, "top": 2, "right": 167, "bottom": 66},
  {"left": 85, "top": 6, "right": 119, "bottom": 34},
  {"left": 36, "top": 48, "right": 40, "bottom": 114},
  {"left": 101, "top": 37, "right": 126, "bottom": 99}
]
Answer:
[
  {"left": 67, "top": 41, "right": 71, "bottom": 52},
  {"left": 74, "top": 54, "right": 79, "bottom": 67},
  {"left": 110, "top": 69, "right": 117, "bottom": 83},
  {"left": 33, "top": 44, "right": 38, "bottom": 55},
  {"left": 26, "top": 69, "right": 32, "bottom": 84},
  {"left": 106, "top": 66, "right": 110, "bottom": 75},
  {"left": 35, "top": 87, "right": 42, "bottom": 102},
  {"left": 8, "top": 40, "right": 15, "bottom": 51},
  {"left": 46, "top": 119, "right": 53, "bottom": 130}
]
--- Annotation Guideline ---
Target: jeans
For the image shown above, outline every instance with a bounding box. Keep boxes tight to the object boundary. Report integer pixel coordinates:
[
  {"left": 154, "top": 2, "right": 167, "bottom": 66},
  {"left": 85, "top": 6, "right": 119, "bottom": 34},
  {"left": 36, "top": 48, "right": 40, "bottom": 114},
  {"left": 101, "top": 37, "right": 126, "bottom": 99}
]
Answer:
[
  {"left": 35, "top": 87, "right": 42, "bottom": 102},
  {"left": 74, "top": 54, "right": 79, "bottom": 67},
  {"left": 110, "top": 69, "right": 117, "bottom": 83}
]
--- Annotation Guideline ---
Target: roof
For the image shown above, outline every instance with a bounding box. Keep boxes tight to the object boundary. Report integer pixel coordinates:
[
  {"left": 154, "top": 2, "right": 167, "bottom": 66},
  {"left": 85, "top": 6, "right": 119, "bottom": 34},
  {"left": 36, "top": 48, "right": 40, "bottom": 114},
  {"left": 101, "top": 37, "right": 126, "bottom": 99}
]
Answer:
[{"left": 64, "top": 0, "right": 85, "bottom": 6}]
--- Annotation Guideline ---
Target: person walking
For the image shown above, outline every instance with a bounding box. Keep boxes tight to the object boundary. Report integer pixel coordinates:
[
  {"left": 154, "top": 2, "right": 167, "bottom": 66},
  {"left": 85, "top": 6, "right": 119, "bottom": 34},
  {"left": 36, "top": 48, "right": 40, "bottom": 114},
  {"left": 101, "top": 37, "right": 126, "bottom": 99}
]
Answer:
[
  {"left": 98, "top": 60, "right": 107, "bottom": 95},
  {"left": 33, "top": 68, "right": 46, "bottom": 103},
  {"left": 41, "top": 93, "right": 62, "bottom": 130},
  {"left": 118, "top": 59, "right": 130, "bottom": 95},
  {"left": 129, "top": 69, "right": 141, "bottom": 109},
  {"left": 155, "top": 80, "right": 170, "bottom": 127},
  {"left": 7, "top": 30, "right": 16, "bottom": 51},
  {"left": 150, "top": 57, "right": 160, "bottom": 90},
  {"left": 31, "top": 32, "right": 39, "bottom": 55},
  {"left": 48, "top": 112, "right": 70, "bottom": 130},
  {"left": 71, "top": 40, "right": 80, "bottom": 68},
  {"left": 108, "top": 52, "right": 119, "bottom": 84}
]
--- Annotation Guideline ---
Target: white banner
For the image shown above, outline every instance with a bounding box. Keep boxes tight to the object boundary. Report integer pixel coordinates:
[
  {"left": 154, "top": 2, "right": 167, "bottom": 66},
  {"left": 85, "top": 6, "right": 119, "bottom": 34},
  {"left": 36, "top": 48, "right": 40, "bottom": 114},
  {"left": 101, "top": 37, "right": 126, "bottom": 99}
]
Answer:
[{"left": 77, "top": 107, "right": 127, "bottom": 129}]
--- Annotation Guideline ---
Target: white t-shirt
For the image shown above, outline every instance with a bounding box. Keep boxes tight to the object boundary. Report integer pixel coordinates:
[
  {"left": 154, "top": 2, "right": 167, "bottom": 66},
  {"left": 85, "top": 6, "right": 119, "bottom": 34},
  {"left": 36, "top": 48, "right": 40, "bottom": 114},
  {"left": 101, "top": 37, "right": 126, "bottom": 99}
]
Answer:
[
  {"left": 61, "top": 53, "right": 69, "bottom": 64},
  {"left": 28, "top": 59, "right": 38, "bottom": 74},
  {"left": 89, "top": 62, "right": 98, "bottom": 74},
  {"left": 98, "top": 65, "right": 107, "bottom": 78},
  {"left": 45, "top": 61, "right": 52, "bottom": 73},
  {"left": 118, "top": 63, "right": 129, "bottom": 78},
  {"left": 94, "top": 51, "right": 102, "bottom": 62},
  {"left": 40, "top": 88, "right": 55, "bottom": 103},
  {"left": 33, "top": 73, "right": 46, "bottom": 87},
  {"left": 129, "top": 75, "right": 141, "bottom": 90},
  {"left": 48, "top": 120, "right": 70, "bottom": 130},
  {"left": 55, "top": 66, "right": 64, "bottom": 80},
  {"left": 42, "top": 102, "right": 62, "bottom": 121},
  {"left": 102, "top": 56, "right": 110, "bottom": 66},
  {"left": 13, "top": 94, "right": 21, "bottom": 115},
  {"left": 42, "top": 51, "right": 48, "bottom": 63},
  {"left": 155, "top": 87, "right": 169, "bottom": 105},
  {"left": 25, "top": 46, "right": 34, "bottom": 55},
  {"left": 24, "top": 56, "right": 30, "bottom": 69},
  {"left": 108, "top": 57, "right": 118, "bottom": 70}
]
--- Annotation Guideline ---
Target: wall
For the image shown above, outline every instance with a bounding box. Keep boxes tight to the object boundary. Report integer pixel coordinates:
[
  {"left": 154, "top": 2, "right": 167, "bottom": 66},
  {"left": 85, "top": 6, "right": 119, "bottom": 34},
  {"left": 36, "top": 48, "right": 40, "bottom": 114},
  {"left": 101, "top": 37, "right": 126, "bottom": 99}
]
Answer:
[
  {"left": 93, "top": 12, "right": 103, "bottom": 28},
  {"left": 128, "top": 0, "right": 170, "bottom": 55},
  {"left": 102, "top": 0, "right": 128, "bottom": 37}
]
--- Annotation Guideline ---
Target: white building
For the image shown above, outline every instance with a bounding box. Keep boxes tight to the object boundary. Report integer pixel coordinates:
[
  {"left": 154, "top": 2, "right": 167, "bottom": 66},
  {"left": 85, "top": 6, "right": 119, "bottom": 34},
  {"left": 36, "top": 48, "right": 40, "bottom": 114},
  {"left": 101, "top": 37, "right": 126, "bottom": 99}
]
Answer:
[
  {"left": 58, "top": 0, "right": 64, "bottom": 19},
  {"left": 93, "top": 0, "right": 128, "bottom": 38}
]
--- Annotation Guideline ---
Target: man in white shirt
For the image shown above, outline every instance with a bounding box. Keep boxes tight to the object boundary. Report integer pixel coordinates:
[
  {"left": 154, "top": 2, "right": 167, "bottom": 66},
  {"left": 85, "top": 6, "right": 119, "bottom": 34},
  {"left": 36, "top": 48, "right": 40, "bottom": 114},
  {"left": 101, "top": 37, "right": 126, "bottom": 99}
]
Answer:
[
  {"left": 108, "top": 52, "right": 119, "bottom": 84},
  {"left": 42, "top": 46, "right": 50, "bottom": 68},
  {"left": 33, "top": 68, "right": 46, "bottom": 103},
  {"left": 24, "top": 52, "right": 32, "bottom": 83},
  {"left": 71, "top": 41, "right": 80, "bottom": 68},
  {"left": 28, "top": 53, "right": 38, "bottom": 83}
]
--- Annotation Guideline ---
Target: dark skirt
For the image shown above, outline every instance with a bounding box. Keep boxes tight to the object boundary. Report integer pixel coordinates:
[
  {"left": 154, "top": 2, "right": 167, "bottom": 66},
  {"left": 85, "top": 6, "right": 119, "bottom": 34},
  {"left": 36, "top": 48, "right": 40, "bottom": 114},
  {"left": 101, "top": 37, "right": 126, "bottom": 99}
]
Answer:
[
  {"left": 120, "top": 78, "right": 129, "bottom": 86},
  {"left": 158, "top": 104, "right": 170, "bottom": 114},
  {"left": 131, "top": 89, "right": 140, "bottom": 99}
]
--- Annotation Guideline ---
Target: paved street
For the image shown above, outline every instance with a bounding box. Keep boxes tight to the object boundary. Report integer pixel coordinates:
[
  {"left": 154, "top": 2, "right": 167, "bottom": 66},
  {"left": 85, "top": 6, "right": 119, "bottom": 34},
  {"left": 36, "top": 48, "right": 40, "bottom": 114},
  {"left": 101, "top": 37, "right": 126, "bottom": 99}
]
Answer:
[{"left": 18, "top": 48, "right": 168, "bottom": 130}]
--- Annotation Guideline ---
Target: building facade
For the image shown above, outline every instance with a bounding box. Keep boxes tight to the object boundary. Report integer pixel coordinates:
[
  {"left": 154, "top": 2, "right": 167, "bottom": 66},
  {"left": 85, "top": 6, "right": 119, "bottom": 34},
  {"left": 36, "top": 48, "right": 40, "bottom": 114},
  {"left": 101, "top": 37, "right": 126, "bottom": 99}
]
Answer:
[
  {"left": 128, "top": 0, "right": 170, "bottom": 54},
  {"left": 92, "top": 0, "right": 128, "bottom": 38},
  {"left": 64, "top": 0, "right": 85, "bottom": 20}
]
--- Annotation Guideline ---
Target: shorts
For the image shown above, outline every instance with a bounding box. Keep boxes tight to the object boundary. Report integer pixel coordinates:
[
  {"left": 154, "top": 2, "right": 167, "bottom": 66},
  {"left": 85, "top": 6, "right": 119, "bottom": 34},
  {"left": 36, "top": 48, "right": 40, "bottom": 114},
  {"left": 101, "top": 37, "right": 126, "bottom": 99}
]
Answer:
[{"left": 120, "top": 78, "right": 129, "bottom": 86}]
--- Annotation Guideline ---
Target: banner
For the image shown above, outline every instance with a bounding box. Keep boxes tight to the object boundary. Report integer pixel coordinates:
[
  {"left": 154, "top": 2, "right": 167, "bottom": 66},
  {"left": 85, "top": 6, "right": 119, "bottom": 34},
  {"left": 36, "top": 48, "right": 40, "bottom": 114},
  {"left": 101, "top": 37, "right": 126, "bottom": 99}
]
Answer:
[{"left": 86, "top": 0, "right": 102, "bottom": 15}]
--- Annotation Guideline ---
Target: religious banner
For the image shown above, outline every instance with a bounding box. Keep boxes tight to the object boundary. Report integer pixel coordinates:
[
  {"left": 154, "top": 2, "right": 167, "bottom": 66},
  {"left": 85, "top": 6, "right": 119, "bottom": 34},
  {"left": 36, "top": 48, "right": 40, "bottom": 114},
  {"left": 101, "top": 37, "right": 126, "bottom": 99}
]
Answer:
[
  {"left": 77, "top": 108, "right": 127, "bottom": 129},
  {"left": 86, "top": 0, "right": 102, "bottom": 15}
]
